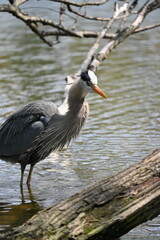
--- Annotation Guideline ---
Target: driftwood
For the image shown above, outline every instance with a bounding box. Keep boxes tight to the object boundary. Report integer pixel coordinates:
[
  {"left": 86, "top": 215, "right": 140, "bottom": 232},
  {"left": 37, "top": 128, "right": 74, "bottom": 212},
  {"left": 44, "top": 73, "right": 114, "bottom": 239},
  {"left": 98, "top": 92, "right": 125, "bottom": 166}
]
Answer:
[{"left": 1, "top": 149, "right": 160, "bottom": 240}]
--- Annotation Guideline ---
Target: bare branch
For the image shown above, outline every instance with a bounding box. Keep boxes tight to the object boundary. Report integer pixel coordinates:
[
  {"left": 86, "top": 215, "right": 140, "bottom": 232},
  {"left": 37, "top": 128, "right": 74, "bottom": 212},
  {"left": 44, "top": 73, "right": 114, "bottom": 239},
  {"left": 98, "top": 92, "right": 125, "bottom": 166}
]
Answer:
[
  {"left": 67, "top": 4, "right": 110, "bottom": 21},
  {"left": 50, "top": 0, "right": 109, "bottom": 7},
  {"left": 134, "top": 23, "right": 160, "bottom": 34},
  {"left": 90, "top": 0, "right": 160, "bottom": 72},
  {"left": 14, "top": 0, "right": 28, "bottom": 6},
  {"left": 42, "top": 30, "right": 115, "bottom": 39},
  {"left": 0, "top": 3, "right": 82, "bottom": 46},
  {"left": 59, "top": 3, "right": 67, "bottom": 25},
  {"left": 0, "top": 0, "right": 159, "bottom": 48},
  {"left": 11, "top": 9, "right": 82, "bottom": 38},
  {"left": 144, "top": 0, "right": 160, "bottom": 14},
  {"left": 81, "top": 1, "right": 129, "bottom": 71},
  {"left": 41, "top": 22, "right": 160, "bottom": 39},
  {"left": 26, "top": 21, "right": 53, "bottom": 47},
  {"left": 0, "top": 4, "right": 11, "bottom": 12}
]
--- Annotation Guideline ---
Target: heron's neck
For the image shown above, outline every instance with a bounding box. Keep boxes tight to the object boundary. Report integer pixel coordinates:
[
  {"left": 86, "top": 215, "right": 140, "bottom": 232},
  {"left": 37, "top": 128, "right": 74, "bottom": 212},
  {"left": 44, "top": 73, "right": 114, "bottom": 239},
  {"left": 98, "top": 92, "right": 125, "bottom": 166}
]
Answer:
[{"left": 58, "top": 79, "right": 89, "bottom": 117}]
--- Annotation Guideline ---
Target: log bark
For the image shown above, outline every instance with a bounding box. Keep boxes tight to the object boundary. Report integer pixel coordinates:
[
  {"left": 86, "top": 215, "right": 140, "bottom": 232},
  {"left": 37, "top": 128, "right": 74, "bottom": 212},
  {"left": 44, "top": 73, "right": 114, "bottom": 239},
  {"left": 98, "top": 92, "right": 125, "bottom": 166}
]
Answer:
[{"left": 1, "top": 149, "right": 160, "bottom": 240}]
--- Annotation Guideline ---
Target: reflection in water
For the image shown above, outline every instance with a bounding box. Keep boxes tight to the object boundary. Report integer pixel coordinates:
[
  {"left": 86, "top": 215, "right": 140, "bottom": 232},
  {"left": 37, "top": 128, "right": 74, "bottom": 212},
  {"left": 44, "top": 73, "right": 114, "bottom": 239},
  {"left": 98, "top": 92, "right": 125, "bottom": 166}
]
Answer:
[
  {"left": 0, "top": 188, "right": 42, "bottom": 233},
  {"left": 0, "top": 3, "right": 160, "bottom": 239}
]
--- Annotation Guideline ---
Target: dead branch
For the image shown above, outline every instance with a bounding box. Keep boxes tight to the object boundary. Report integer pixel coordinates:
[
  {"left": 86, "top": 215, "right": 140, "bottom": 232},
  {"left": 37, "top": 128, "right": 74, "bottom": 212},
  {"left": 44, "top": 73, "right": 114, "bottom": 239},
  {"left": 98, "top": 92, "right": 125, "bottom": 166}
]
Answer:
[
  {"left": 89, "top": 0, "right": 160, "bottom": 72},
  {"left": 134, "top": 23, "right": 160, "bottom": 33},
  {"left": 0, "top": 0, "right": 159, "bottom": 48},
  {"left": 81, "top": 1, "right": 129, "bottom": 71},
  {"left": 50, "top": 0, "right": 109, "bottom": 7},
  {"left": 67, "top": 4, "right": 110, "bottom": 21},
  {"left": 42, "top": 30, "right": 115, "bottom": 39}
]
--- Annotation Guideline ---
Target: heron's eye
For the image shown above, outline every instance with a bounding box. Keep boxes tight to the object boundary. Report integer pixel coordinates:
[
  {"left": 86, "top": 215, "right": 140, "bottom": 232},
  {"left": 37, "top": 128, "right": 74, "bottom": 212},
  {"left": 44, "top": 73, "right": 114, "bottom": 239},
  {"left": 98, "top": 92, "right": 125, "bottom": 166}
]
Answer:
[
  {"left": 80, "top": 71, "right": 92, "bottom": 87},
  {"left": 81, "top": 70, "right": 98, "bottom": 86},
  {"left": 81, "top": 71, "right": 90, "bottom": 82}
]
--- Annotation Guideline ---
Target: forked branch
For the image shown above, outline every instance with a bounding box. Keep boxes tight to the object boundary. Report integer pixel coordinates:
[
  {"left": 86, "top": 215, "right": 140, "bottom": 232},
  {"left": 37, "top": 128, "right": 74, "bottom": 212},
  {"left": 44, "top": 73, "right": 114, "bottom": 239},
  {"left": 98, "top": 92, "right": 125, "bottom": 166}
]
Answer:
[{"left": 0, "top": 0, "right": 159, "bottom": 49}]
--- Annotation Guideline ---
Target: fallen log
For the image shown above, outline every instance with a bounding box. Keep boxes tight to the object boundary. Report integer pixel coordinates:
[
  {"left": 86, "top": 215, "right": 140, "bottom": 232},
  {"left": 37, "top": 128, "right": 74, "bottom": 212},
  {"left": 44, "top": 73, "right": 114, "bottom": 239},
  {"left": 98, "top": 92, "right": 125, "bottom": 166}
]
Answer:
[{"left": 1, "top": 149, "right": 160, "bottom": 240}]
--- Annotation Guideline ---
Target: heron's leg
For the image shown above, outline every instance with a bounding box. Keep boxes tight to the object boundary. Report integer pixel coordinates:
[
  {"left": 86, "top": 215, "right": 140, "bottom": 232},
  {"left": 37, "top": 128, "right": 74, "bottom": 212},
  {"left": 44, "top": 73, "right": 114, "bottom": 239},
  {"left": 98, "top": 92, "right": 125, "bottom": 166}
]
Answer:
[
  {"left": 20, "top": 163, "right": 27, "bottom": 189},
  {"left": 26, "top": 164, "right": 35, "bottom": 186}
]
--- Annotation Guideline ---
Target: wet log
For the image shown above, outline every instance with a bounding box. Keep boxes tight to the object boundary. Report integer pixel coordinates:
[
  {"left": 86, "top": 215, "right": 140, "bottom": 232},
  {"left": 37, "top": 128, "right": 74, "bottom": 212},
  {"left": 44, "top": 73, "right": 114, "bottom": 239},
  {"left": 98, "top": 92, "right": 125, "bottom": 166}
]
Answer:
[{"left": 1, "top": 149, "right": 160, "bottom": 240}]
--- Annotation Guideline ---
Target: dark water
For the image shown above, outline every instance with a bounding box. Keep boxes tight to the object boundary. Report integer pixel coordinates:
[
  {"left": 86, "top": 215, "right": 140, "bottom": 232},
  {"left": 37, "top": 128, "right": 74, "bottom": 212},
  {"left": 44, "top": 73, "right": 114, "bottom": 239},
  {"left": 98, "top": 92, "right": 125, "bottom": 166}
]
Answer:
[{"left": 0, "top": 2, "right": 160, "bottom": 239}]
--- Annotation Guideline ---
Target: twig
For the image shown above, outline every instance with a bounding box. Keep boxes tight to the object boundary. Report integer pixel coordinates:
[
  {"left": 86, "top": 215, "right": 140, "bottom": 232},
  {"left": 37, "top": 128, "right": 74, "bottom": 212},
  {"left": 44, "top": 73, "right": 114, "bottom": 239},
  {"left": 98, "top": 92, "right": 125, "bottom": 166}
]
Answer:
[
  {"left": 59, "top": 3, "right": 67, "bottom": 25},
  {"left": 14, "top": 0, "right": 29, "bottom": 6},
  {"left": 41, "top": 21, "right": 160, "bottom": 38},
  {"left": 0, "top": 3, "right": 82, "bottom": 46},
  {"left": 67, "top": 4, "right": 110, "bottom": 21},
  {"left": 50, "top": 0, "right": 109, "bottom": 7},
  {"left": 26, "top": 21, "right": 53, "bottom": 47},
  {"left": 134, "top": 23, "right": 160, "bottom": 33},
  {"left": 42, "top": 30, "right": 115, "bottom": 38}
]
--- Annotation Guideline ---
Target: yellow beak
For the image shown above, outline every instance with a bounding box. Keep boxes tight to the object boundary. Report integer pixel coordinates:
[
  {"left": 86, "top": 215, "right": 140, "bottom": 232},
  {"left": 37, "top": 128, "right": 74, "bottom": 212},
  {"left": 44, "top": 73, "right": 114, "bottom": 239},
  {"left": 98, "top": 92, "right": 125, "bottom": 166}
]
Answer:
[{"left": 91, "top": 85, "right": 107, "bottom": 99}]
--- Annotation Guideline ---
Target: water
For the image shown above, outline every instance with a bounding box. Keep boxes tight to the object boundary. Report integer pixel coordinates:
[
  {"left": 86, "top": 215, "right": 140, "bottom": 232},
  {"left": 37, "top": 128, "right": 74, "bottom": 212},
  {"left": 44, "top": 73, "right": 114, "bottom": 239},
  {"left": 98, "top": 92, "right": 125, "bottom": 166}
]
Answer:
[{"left": 0, "top": 2, "right": 160, "bottom": 239}]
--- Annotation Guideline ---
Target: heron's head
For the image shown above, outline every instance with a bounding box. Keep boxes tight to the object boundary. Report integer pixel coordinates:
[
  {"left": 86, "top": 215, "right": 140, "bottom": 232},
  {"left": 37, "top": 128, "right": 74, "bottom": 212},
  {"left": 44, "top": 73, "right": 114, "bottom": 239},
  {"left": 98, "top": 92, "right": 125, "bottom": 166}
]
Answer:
[{"left": 80, "top": 70, "right": 107, "bottom": 98}]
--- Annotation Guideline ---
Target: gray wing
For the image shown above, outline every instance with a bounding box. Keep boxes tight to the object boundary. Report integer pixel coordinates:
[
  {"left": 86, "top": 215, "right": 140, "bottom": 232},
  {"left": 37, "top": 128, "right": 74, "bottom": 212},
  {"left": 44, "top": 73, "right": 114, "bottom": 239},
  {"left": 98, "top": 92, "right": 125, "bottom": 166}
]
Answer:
[{"left": 0, "top": 100, "right": 58, "bottom": 157}]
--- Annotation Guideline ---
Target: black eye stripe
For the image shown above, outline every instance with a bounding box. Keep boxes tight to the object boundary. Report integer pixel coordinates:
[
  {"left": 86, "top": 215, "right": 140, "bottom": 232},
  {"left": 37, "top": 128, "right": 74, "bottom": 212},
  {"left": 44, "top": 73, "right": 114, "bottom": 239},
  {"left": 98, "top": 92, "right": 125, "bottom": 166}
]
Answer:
[{"left": 80, "top": 71, "right": 90, "bottom": 82}]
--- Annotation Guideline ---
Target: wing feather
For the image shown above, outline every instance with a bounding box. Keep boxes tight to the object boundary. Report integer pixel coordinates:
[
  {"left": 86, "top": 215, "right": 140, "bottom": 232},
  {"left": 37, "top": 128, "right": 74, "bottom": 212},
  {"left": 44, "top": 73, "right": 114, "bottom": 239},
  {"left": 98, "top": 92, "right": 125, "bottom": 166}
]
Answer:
[{"left": 0, "top": 101, "right": 57, "bottom": 157}]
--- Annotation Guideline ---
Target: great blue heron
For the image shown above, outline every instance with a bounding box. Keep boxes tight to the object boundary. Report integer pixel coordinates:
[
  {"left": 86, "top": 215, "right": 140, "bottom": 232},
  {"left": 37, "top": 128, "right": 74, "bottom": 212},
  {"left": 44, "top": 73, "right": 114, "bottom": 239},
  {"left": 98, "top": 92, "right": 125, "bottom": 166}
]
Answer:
[{"left": 0, "top": 70, "right": 107, "bottom": 188}]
